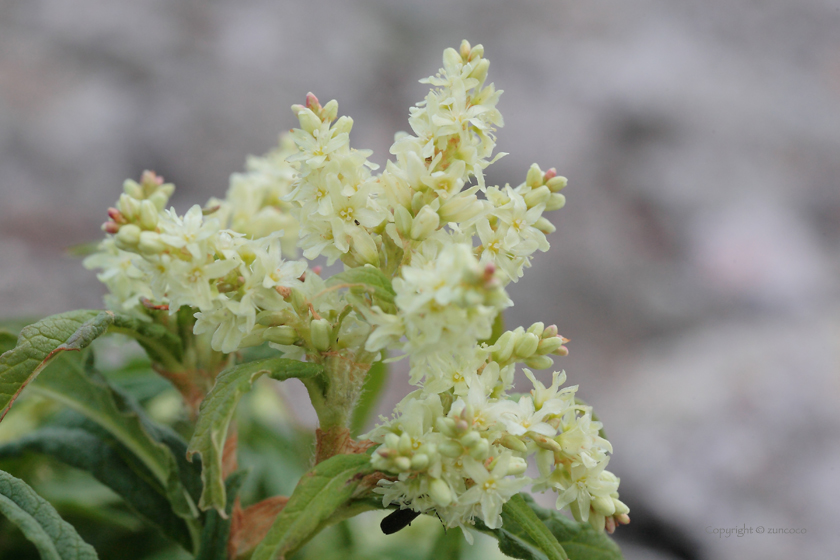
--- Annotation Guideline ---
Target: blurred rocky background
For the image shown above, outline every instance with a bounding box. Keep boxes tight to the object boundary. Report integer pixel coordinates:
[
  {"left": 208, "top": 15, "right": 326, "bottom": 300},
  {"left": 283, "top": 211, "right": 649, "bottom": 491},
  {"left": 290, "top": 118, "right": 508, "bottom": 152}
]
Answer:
[{"left": 1, "top": 1, "right": 839, "bottom": 559}]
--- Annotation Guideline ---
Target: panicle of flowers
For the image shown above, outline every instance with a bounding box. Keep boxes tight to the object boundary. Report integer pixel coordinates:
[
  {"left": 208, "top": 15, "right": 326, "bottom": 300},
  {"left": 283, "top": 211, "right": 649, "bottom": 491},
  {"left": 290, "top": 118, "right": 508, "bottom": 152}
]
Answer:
[{"left": 84, "top": 40, "right": 628, "bottom": 537}]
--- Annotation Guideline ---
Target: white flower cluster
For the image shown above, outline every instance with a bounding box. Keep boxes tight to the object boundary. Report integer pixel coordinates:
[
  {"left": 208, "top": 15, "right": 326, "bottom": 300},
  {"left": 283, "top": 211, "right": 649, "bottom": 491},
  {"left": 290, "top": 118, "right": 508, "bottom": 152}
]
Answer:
[
  {"left": 84, "top": 148, "right": 312, "bottom": 354},
  {"left": 84, "top": 40, "right": 627, "bottom": 535}
]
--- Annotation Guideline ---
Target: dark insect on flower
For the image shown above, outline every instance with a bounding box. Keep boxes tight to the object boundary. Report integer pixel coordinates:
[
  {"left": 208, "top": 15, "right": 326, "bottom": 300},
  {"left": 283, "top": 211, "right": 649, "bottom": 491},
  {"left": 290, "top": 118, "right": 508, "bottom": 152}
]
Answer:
[{"left": 380, "top": 508, "right": 421, "bottom": 535}]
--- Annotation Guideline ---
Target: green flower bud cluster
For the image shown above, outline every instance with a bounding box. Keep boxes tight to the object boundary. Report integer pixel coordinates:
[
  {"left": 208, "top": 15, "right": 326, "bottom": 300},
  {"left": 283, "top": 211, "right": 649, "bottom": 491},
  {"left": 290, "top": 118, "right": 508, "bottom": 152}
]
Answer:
[
  {"left": 490, "top": 322, "right": 569, "bottom": 370},
  {"left": 104, "top": 171, "right": 175, "bottom": 254}
]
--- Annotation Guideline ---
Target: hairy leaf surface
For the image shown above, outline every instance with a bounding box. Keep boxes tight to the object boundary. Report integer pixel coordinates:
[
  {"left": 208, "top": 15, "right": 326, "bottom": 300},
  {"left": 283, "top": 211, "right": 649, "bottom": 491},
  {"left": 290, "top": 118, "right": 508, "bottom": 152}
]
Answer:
[
  {"left": 475, "top": 493, "right": 623, "bottom": 560},
  {"left": 0, "top": 310, "right": 183, "bottom": 421},
  {"left": 0, "top": 469, "right": 99, "bottom": 559},
  {"left": 250, "top": 453, "right": 373, "bottom": 560},
  {"left": 187, "top": 357, "right": 326, "bottom": 514},
  {"left": 350, "top": 359, "right": 388, "bottom": 436},
  {"left": 0, "top": 426, "right": 192, "bottom": 549},
  {"left": 32, "top": 352, "right": 199, "bottom": 521},
  {"left": 195, "top": 471, "right": 247, "bottom": 560}
]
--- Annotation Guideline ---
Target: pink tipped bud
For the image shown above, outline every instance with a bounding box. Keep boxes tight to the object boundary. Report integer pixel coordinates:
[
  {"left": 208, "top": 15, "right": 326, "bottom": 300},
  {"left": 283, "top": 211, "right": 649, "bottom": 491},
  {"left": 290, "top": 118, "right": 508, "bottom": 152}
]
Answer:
[
  {"left": 141, "top": 170, "right": 163, "bottom": 186},
  {"left": 103, "top": 221, "right": 120, "bottom": 234},
  {"left": 305, "top": 92, "right": 321, "bottom": 111},
  {"left": 544, "top": 168, "right": 557, "bottom": 181},
  {"left": 107, "top": 208, "right": 124, "bottom": 223},
  {"left": 616, "top": 514, "right": 630, "bottom": 525},
  {"left": 605, "top": 516, "right": 616, "bottom": 534},
  {"left": 543, "top": 324, "right": 558, "bottom": 338},
  {"left": 482, "top": 262, "right": 497, "bottom": 284},
  {"left": 311, "top": 265, "right": 322, "bottom": 276}
]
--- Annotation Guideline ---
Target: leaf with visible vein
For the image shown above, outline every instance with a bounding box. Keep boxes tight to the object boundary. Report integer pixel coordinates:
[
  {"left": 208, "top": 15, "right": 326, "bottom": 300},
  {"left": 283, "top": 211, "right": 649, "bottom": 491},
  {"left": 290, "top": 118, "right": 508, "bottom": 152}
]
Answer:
[
  {"left": 474, "top": 493, "right": 623, "bottom": 560},
  {"left": 187, "top": 357, "right": 326, "bottom": 514},
  {"left": 250, "top": 453, "right": 374, "bottom": 560},
  {"left": 31, "top": 351, "right": 200, "bottom": 524},
  {"left": 195, "top": 471, "right": 247, "bottom": 560},
  {"left": 0, "top": 426, "right": 193, "bottom": 550},
  {"left": 0, "top": 310, "right": 183, "bottom": 421},
  {"left": 0, "top": 469, "right": 99, "bottom": 559},
  {"left": 350, "top": 359, "right": 388, "bottom": 436}
]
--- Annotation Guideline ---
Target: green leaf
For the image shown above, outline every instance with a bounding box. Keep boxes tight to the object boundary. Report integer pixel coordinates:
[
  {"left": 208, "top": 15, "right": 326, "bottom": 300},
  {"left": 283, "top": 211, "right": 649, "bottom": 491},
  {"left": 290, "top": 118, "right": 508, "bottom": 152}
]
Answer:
[
  {"left": 0, "top": 426, "right": 192, "bottom": 550},
  {"left": 187, "top": 357, "right": 326, "bottom": 514},
  {"left": 475, "top": 493, "right": 623, "bottom": 560},
  {"left": 0, "top": 330, "right": 17, "bottom": 354},
  {"left": 0, "top": 310, "right": 106, "bottom": 420},
  {"left": 250, "top": 453, "right": 374, "bottom": 560},
  {"left": 428, "top": 526, "right": 463, "bottom": 560},
  {"left": 195, "top": 471, "right": 247, "bottom": 560},
  {"left": 327, "top": 267, "right": 397, "bottom": 312},
  {"left": 31, "top": 352, "right": 200, "bottom": 525},
  {"left": 350, "top": 360, "right": 389, "bottom": 436},
  {"left": 0, "top": 310, "right": 183, "bottom": 422},
  {"left": 0, "top": 468, "right": 99, "bottom": 559}
]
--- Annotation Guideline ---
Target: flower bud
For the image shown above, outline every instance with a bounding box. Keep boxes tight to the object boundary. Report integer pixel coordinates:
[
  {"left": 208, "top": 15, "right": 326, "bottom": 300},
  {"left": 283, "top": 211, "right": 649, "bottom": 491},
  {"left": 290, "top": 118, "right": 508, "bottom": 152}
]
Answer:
[
  {"left": 309, "top": 318, "right": 332, "bottom": 352},
  {"left": 542, "top": 324, "right": 558, "bottom": 338},
  {"left": 546, "top": 176, "right": 568, "bottom": 192},
  {"left": 459, "top": 40, "right": 471, "bottom": 60},
  {"left": 438, "top": 193, "right": 484, "bottom": 223},
  {"left": 322, "top": 99, "right": 338, "bottom": 122},
  {"left": 537, "top": 336, "right": 564, "bottom": 355},
  {"left": 296, "top": 108, "right": 321, "bottom": 134},
  {"left": 529, "top": 432, "right": 562, "bottom": 452},
  {"left": 545, "top": 193, "right": 566, "bottom": 211},
  {"left": 534, "top": 217, "right": 556, "bottom": 234},
  {"left": 393, "top": 456, "right": 412, "bottom": 472},
  {"left": 524, "top": 186, "right": 551, "bottom": 208},
  {"left": 468, "top": 438, "right": 490, "bottom": 460},
  {"left": 410, "top": 206, "right": 440, "bottom": 240},
  {"left": 384, "top": 433, "right": 400, "bottom": 449},
  {"left": 514, "top": 332, "right": 540, "bottom": 359},
  {"left": 526, "top": 164, "right": 544, "bottom": 189},
  {"left": 468, "top": 58, "right": 490, "bottom": 84},
  {"left": 139, "top": 200, "right": 159, "bottom": 230},
  {"left": 469, "top": 44, "right": 484, "bottom": 60},
  {"left": 491, "top": 331, "right": 516, "bottom": 363},
  {"left": 613, "top": 499, "right": 630, "bottom": 516},
  {"left": 118, "top": 193, "right": 140, "bottom": 220},
  {"left": 435, "top": 417, "right": 457, "bottom": 438},
  {"left": 115, "top": 224, "right": 141, "bottom": 248},
  {"left": 525, "top": 355, "right": 554, "bottom": 370},
  {"left": 349, "top": 229, "right": 380, "bottom": 266},
  {"left": 429, "top": 478, "right": 453, "bottom": 507},
  {"left": 138, "top": 231, "right": 166, "bottom": 255},
  {"left": 263, "top": 326, "right": 298, "bottom": 346},
  {"left": 398, "top": 432, "right": 413, "bottom": 455},
  {"left": 438, "top": 440, "right": 463, "bottom": 458},
  {"left": 410, "top": 453, "right": 429, "bottom": 471},
  {"left": 499, "top": 434, "right": 528, "bottom": 453},
  {"left": 149, "top": 191, "right": 170, "bottom": 211},
  {"left": 527, "top": 322, "right": 545, "bottom": 337},
  {"left": 507, "top": 457, "right": 528, "bottom": 476},
  {"left": 289, "top": 288, "right": 308, "bottom": 315},
  {"left": 592, "top": 495, "right": 616, "bottom": 516},
  {"left": 256, "top": 309, "right": 296, "bottom": 327},
  {"left": 332, "top": 116, "right": 353, "bottom": 136},
  {"left": 123, "top": 179, "right": 143, "bottom": 199},
  {"left": 459, "top": 431, "right": 481, "bottom": 448},
  {"left": 394, "top": 205, "right": 413, "bottom": 237},
  {"left": 443, "top": 48, "right": 461, "bottom": 70}
]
